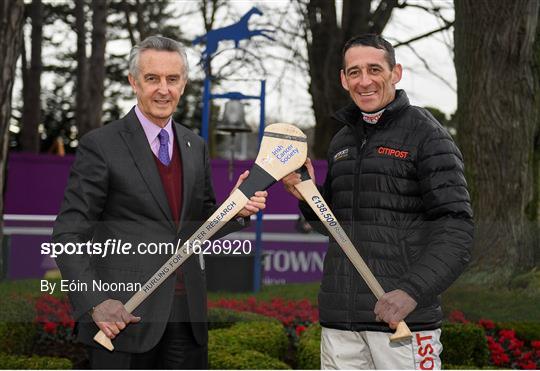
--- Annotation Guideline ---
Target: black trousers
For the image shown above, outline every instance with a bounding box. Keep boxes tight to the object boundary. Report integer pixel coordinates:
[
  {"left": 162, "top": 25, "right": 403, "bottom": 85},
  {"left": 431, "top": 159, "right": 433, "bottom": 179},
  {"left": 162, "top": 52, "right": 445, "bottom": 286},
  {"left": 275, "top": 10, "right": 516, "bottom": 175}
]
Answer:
[{"left": 87, "top": 296, "right": 207, "bottom": 369}]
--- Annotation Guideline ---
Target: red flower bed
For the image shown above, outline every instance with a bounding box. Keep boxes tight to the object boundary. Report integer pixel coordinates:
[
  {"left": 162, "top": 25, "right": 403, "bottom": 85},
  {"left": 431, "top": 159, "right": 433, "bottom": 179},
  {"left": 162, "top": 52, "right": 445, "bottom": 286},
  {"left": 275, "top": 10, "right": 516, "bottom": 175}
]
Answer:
[
  {"left": 33, "top": 294, "right": 89, "bottom": 368},
  {"left": 448, "top": 310, "right": 540, "bottom": 369},
  {"left": 208, "top": 297, "right": 318, "bottom": 341},
  {"left": 35, "top": 294, "right": 76, "bottom": 344}
]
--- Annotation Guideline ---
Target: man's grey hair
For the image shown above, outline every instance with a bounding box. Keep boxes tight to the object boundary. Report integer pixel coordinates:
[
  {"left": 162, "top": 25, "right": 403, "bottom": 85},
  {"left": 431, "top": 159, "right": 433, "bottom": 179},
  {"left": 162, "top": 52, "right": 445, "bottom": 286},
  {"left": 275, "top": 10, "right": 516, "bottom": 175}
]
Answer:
[{"left": 129, "top": 36, "right": 189, "bottom": 80}]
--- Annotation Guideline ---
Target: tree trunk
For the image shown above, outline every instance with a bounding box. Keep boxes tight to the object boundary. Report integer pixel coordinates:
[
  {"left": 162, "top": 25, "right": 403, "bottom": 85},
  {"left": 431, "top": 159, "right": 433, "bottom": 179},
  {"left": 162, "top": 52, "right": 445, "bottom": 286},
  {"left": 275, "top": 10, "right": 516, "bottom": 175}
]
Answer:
[
  {"left": 74, "top": 0, "right": 89, "bottom": 138},
  {"left": 135, "top": 0, "right": 147, "bottom": 41},
  {"left": 306, "top": 0, "right": 347, "bottom": 159},
  {"left": 454, "top": 0, "right": 539, "bottom": 280},
  {"left": 532, "top": 5, "right": 540, "bottom": 264},
  {"left": 20, "top": 0, "right": 43, "bottom": 153},
  {"left": 0, "top": 0, "right": 25, "bottom": 253},
  {"left": 305, "top": 0, "right": 398, "bottom": 158},
  {"left": 81, "top": 0, "right": 108, "bottom": 137}
]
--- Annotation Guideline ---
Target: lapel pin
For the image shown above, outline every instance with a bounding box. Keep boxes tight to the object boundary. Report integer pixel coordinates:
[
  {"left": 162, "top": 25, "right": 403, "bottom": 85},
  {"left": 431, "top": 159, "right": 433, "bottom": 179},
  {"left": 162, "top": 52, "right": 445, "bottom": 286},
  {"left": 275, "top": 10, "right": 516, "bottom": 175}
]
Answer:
[{"left": 187, "top": 141, "right": 191, "bottom": 147}]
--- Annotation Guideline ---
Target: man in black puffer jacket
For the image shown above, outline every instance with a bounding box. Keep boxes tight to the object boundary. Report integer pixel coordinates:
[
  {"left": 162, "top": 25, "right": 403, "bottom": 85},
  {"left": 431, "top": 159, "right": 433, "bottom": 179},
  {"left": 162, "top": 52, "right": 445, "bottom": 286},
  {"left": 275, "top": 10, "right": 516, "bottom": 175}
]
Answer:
[{"left": 283, "top": 34, "right": 473, "bottom": 370}]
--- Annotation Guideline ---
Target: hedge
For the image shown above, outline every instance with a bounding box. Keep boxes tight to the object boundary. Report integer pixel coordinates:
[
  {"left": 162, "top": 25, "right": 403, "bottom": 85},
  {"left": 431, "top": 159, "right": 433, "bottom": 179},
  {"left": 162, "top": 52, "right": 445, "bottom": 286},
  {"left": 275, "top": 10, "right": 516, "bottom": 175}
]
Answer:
[
  {"left": 208, "top": 307, "right": 272, "bottom": 330},
  {"left": 441, "top": 323, "right": 489, "bottom": 368},
  {"left": 0, "top": 323, "right": 36, "bottom": 356},
  {"left": 208, "top": 318, "right": 290, "bottom": 369},
  {"left": 0, "top": 353, "right": 72, "bottom": 369},
  {"left": 0, "top": 295, "right": 37, "bottom": 355},
  {"left": 209, "top": 349, "right": 290, "bottom": 369},
  {"left": 297, "top": 323, "right": 490, "bottom": 369},
  {"left": 297, "top": 323, "right": 321, "bottom": 370},
  {"left": 209, "top": 320, "right": 289, "bottom": 360}
]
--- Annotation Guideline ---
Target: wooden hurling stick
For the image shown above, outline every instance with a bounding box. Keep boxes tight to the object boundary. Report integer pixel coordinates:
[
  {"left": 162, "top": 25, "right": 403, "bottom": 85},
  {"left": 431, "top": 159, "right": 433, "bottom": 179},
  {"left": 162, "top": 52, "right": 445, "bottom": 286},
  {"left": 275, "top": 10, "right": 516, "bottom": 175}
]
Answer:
[{"left": 293, "top": 166, "right": 412, "bottom": 342}]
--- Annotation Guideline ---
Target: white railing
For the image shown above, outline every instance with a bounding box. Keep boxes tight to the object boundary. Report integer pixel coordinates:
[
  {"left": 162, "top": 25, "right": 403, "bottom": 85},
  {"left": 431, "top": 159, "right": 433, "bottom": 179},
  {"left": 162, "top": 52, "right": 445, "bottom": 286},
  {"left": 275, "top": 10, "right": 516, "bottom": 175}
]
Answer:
[{"left": 1, "top": 214, "right": 329, "bottom": 242}]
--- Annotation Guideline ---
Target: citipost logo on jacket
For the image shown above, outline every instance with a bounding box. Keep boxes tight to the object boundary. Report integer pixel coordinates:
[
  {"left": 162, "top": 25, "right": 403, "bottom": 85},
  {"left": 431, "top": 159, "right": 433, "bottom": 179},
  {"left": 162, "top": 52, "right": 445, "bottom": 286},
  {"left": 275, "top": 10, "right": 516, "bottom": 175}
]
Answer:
[{"left": 377, "top": 146, "right": 409, "bottom": 159}]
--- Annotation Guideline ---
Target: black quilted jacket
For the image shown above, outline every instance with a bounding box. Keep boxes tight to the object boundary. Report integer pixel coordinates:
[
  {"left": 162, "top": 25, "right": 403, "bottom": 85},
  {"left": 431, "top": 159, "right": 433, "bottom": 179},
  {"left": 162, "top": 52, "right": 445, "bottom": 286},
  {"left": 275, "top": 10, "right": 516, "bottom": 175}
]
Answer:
[{"left": 300, "top": 90, "right": 473, "bottom": 332}]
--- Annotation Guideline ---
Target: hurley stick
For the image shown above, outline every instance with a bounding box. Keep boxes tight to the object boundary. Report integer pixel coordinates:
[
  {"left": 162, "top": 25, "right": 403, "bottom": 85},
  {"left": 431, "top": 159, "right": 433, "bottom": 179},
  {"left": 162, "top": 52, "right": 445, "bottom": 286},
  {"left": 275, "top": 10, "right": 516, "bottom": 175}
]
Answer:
[
  {"left": 293, "top": 166, "right": 412, "bottom": 342},
  {"left": 94, "top": 123, "right": 307, "bottom": 351}
]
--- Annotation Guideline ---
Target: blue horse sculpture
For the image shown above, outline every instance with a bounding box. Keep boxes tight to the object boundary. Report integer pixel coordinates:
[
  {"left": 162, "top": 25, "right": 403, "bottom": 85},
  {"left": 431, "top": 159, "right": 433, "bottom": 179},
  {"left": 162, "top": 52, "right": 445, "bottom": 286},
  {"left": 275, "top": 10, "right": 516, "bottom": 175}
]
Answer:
[{"left": 193, "top": 7, "right": 275, "bottom": 63}]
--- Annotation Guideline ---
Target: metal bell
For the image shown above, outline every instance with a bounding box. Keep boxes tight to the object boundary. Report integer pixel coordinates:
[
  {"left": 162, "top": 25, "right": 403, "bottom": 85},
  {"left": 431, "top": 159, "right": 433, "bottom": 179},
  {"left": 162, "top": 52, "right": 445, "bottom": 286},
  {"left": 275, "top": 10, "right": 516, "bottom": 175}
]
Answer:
[{"left": 216, "top": 101, "right": 252, "bottom": 134}]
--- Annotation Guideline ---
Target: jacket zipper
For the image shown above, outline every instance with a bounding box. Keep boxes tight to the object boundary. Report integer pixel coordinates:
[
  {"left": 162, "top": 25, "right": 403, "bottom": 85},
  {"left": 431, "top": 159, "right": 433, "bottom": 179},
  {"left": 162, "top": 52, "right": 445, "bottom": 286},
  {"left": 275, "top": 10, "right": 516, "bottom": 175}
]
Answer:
[
  {"left": 349, "top": 124, "right": 372, "bottom": 325},
  {"left": 352, "top": 126, "right": 371, "bottom": 247}
]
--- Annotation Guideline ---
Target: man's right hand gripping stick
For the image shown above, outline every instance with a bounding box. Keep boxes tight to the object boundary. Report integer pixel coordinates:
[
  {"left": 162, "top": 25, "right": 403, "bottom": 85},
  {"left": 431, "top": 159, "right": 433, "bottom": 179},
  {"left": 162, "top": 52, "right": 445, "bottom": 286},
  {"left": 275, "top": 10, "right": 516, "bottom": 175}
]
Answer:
[{"left": 293, "top": 166, "right": 412, "bottom": 342}]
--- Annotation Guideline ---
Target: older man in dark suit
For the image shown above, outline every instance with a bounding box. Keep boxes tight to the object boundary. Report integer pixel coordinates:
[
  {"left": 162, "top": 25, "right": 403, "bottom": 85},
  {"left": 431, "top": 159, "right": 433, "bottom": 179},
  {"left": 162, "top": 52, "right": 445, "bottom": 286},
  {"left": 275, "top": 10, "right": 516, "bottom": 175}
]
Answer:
[{"left": 52, "top": 36, "right": 267, "bottom": 369}]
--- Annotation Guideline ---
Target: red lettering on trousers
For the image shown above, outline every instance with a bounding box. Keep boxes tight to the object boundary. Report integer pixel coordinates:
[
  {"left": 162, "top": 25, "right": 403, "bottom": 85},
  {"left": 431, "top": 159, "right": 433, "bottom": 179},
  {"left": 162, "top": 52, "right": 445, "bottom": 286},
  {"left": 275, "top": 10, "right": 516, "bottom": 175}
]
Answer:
[
  {"left": 416, "top": 333, "right": 432, "bottom": 346},
  {"left": 418, "top": 343, "right": 434, "bottom": 357},
  {"left": 420, "top": 357, "right": 434, "bottom": 370},
  {"left": 417, "top": 333, "right": 435, "bottom": 370}
]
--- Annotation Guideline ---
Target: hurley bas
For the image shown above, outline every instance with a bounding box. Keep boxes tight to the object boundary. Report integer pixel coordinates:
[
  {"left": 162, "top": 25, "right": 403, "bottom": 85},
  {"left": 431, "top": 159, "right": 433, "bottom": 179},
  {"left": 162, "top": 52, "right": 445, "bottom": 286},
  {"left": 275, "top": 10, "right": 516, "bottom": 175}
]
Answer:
[{"left": 40, "top": 279, "right": 142, "bottom": 295}]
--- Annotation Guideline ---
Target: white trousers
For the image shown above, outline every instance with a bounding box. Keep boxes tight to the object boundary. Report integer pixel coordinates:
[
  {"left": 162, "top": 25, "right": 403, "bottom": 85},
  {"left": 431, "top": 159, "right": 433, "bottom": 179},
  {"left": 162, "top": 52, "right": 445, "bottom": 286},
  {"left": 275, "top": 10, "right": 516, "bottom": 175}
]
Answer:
[{"left": 321, "top": 327, "right": 442, "bottom": 370}]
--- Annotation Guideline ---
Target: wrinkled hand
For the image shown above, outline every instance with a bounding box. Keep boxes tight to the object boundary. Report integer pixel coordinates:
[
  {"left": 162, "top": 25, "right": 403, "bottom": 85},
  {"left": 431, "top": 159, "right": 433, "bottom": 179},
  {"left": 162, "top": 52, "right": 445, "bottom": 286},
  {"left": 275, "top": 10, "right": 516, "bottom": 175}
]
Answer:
[
  {"left": 281, "top": 158, "right": 315, "bottom": 201},
  {"left": 374, "top": 289, "right": 417, "bottom": 330},
  {"left": 233, "top": 170, "right": 268, "bottom": 218},
  {"left": 91, "top": 299, "right": 141, "bottom": 339}
]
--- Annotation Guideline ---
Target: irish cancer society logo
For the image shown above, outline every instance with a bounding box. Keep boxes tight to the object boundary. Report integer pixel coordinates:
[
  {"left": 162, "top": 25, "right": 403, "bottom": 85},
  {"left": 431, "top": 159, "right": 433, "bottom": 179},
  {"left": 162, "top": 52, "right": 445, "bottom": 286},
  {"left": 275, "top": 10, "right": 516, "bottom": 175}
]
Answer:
[{"left": 272, "top": 144, "right": 299, "bottom": 164}]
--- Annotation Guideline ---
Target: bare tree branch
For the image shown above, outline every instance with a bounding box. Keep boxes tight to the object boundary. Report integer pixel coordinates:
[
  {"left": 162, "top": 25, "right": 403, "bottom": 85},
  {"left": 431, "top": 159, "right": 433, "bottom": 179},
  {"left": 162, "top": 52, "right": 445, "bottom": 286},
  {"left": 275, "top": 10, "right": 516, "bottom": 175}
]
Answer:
[
  {"left": 404, "top": 44, "right": 455, "bottom": 92},
  {"left": 400, "top": 2, "right": 453, "bottom": 13},
  {"left": 394, "top": 22, "right": 454, "bottom": 48},
  {"left": 123, "top": 1, "right": 136, "bottom": 46}
]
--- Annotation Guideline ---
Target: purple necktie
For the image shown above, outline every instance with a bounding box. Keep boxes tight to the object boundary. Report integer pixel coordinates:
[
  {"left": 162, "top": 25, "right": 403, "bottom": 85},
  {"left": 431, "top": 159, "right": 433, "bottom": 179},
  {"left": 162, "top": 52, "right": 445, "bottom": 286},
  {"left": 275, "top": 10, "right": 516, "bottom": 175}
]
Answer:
[{"left": 158, "top": 129, "right": 170, "bottom": 166}]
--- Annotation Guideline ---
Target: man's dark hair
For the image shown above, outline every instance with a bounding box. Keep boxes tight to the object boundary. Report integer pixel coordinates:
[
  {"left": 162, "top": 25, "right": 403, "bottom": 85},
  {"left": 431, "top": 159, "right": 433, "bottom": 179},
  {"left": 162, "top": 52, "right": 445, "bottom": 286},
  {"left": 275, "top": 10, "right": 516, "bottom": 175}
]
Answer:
[{"left": 342, "top": 34, "right": 396, "bottom": 69}]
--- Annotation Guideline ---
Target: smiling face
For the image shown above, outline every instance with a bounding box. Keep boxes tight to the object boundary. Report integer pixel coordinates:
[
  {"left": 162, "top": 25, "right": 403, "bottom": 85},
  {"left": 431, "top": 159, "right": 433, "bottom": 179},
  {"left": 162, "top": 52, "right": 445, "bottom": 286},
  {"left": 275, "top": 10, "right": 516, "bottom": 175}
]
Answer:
[
  {"left": 340, "top": 45, "right": 402, "bottom": 113},
  {"left": 128, "top": 49, "right": 187, "bottom": 127}
]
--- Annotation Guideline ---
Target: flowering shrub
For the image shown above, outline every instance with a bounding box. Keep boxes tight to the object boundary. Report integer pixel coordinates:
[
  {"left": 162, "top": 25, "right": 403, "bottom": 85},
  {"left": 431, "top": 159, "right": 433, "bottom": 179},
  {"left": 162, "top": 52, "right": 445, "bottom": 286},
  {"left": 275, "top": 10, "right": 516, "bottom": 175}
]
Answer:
[
  {"left": 448, "top": 310, "right": 540, "bottom": 369},
  {"left": 208, "top": 297, "right": 318, "bottom": 342},
  {"left": 448, "top": 309, "right": 469, "bottom": 324},
  {"left": 34, "top": 294, "right": 75, "bottom": 345}
]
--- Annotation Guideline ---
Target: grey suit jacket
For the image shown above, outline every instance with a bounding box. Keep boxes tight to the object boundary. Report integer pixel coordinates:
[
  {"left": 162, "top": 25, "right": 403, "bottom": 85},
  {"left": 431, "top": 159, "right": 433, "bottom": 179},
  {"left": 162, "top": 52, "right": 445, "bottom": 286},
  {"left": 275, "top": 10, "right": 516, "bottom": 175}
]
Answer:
[{"left": 52, "top": 108, "right": 245, "bottom": 352}]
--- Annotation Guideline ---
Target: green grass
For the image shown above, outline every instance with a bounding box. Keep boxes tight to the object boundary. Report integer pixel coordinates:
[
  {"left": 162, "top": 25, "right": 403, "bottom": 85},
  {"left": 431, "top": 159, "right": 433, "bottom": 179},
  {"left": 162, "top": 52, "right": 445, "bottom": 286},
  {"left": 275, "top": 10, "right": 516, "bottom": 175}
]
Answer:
[
  {"left": 0, "top": 278, "right": 63, "bottom": 299},
  {"left": 209, "top": 281, "right": 540, "bottom": 324},
  {"left": 442, "top": 283, "right": 540, "bottom": 322},
  {"left": 208, "top": 282, "right": 319, "bottom": 303},
  {"left": 210, "top": 280, "right": 539, "bottom": 323},
  {"left": 0, "top": 279, "right": 319, "bottom": 302},
  {"left": 1, "top": 278, "right": 538, "bottom": 323},
  {"left": 0, "top": 279, "right": 45, "bottom": 298}
]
